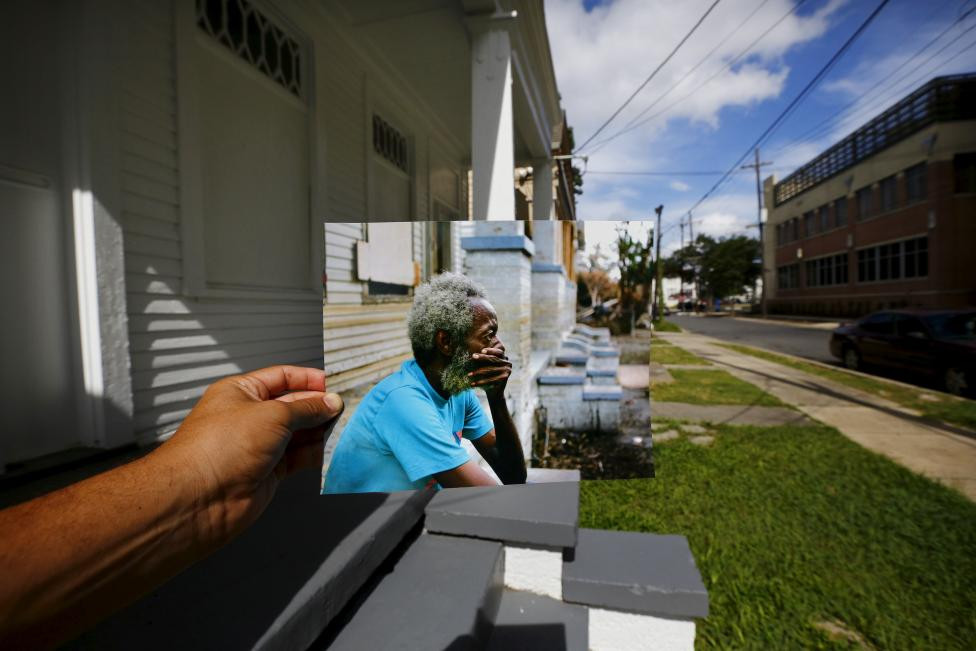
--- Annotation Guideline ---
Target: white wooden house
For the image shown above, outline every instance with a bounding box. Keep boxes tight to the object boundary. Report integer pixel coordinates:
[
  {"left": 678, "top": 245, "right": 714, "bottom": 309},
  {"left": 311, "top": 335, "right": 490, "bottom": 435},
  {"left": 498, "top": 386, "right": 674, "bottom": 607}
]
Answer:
[{"left": 0, "top": 0, "right": 573, "bottom": 472}]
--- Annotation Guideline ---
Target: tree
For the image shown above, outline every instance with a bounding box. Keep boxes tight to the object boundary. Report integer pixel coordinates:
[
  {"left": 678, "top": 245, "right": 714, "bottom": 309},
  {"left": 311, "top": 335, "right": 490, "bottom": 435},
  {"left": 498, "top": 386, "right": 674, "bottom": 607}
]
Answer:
[
  {"left": 615, "top": 224, "right": 654, "bottom": 319},
  {"left": 696, "top": 235, "right": 761, "bottom": 301},
  {"left": 578, "top": 269, "right": 617, "bottom": 307}
]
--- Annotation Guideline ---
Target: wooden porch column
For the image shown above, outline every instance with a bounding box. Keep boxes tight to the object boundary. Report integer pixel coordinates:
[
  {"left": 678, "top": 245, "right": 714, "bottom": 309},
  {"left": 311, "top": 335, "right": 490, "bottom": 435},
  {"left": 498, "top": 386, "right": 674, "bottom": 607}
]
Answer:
[{"left": 469, "top": 14, "right": 516, "bottom": 221}]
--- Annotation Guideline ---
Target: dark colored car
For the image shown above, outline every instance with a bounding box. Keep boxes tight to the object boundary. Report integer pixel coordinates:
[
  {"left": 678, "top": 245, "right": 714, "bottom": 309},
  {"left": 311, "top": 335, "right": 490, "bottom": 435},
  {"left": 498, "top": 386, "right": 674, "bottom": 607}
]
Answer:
[{"left": 829, "top": 309, "right": 976, "bottom": 396}]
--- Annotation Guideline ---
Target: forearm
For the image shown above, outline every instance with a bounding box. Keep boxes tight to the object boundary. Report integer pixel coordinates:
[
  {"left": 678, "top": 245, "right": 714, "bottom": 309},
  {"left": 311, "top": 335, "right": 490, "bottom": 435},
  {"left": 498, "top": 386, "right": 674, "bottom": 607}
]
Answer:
[
  {"left": 485, "top": 394, "right": 527, "bottom": 484},
  {"left": 0, "top": 445, "right": 218, "bottom": 647}
]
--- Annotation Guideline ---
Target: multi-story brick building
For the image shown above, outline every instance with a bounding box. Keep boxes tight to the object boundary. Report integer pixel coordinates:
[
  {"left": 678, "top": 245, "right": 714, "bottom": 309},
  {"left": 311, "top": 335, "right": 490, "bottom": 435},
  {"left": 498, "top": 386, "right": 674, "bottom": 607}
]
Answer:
[{"left": 763, "top": 74, "right": 976, "bottom": 317}]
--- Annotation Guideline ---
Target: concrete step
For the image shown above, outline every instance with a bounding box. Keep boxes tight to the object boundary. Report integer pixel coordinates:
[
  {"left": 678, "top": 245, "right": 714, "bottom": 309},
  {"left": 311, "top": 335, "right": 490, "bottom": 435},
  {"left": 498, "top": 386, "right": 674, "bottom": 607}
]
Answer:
[
  {"left": 70, "top": 473, "right": 435, "bottom": 650},
  {"left": 562, "top": 529, "right": 708, "bottom": 618},
  {"left": 582, "top": 381, "right": 623, "bottom": 401},
  {"left": 325, "top": 533, "right": 504, "bottom": 650},
  {"left": 487, "top": 590, "right": 589, "bottom": 651},
  {"left": 425, "top": 482, "right": 579, "bottom": 548},
  {"left": 586, "top": 356, "right": 618, "bottom": 385},
  {"left": 573, "top": 324, "right": 611, "bottom": 343},
  {"left": 538, "top": 365, "right": 586, "bottom": 385},
  {"left": 554, "top": 346, "right": 588, "bottom": 365}
]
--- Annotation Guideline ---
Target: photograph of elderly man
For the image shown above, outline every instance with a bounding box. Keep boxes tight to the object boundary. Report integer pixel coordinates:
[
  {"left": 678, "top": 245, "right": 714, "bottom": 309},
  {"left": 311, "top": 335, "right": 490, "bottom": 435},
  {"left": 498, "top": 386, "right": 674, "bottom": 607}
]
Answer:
[{"left": 323, "top": 272, "right": 527, "bottom": 493}]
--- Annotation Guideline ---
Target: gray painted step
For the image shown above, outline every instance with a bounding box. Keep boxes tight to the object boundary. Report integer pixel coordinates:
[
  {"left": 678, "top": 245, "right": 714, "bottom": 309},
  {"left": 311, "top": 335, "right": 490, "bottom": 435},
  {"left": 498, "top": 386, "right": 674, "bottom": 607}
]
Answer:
[
  {"left": 69, "top": 472, "right": 435, "bottom": 650},
  {"left": 326, "top": 534, "right": 504, "bottom": 650},
  {"left": 562, "top": 529, "right": 709, "bottom": 619},
  {"left": 487, "top": 590, "right": 589, "bottom": 651},
  {"left": 554, "top": 347, "right": 588, "bottom": 365},
  {"left": 582, "top": 381, "right": 623, "bottom": 401},
  {"left": 425, "top": 482, "right": 579, "bottom": 548}
]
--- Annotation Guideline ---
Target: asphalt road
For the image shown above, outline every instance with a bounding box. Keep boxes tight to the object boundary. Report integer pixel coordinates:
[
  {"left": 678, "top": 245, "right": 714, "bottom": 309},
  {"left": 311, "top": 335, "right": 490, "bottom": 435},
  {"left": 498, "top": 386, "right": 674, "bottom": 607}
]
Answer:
[{"left": 668, "top": 314, "right": 837, "bottom": 363}]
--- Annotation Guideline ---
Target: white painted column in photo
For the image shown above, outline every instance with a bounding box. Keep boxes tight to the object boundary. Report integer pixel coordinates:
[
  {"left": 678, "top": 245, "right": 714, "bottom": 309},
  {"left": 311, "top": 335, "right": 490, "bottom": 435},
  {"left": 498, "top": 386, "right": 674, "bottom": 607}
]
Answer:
[{"left": 531, "top": 157, "right": 554, "bottom": 221}]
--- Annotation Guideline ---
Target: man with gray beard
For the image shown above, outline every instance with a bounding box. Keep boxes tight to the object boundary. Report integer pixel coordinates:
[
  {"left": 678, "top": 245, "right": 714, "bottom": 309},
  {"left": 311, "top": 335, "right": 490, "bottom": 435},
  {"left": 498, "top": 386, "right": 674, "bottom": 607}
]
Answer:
[{"left": 323, "top": 272, "right": 527, "bottom": 493}]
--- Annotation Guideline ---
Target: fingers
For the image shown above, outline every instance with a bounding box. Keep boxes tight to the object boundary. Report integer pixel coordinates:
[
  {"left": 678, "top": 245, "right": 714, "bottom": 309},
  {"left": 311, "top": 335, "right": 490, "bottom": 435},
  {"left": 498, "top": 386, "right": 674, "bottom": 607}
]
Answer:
[
  {"left": 471, "top": 353, "right": 511, "bottom": 366},
  {"left": 479, "top": 347, "right": 507, "bottom": 358},
  {"left": 471, "top": 371, "right": 510, "bottom": 387},
  {"left": 238, "top": 366, "right": 328, "bottom": 400},
  {"left": 278, "top": 393, "right": 344, "bottom": 432}
]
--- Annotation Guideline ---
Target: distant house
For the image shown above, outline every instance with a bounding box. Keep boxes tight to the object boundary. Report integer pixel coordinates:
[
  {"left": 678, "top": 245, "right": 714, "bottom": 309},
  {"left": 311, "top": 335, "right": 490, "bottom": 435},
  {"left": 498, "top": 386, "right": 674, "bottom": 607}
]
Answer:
[{"left": 0, "top": 0, "right": 573, "bottom": 472}]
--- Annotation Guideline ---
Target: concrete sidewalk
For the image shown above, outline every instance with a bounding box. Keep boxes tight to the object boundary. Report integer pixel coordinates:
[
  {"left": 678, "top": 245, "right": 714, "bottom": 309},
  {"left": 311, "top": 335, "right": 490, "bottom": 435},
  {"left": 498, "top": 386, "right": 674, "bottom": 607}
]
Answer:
[{"left": 656, "top": 332, "right": 976, "bottom": 502}]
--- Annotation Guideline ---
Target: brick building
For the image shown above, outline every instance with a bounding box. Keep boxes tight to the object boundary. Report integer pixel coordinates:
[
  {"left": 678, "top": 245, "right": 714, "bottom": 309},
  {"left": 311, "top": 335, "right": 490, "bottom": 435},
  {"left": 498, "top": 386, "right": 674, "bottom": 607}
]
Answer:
[{"left": 763, "top": 74, "right": 976, "bottom": 317}]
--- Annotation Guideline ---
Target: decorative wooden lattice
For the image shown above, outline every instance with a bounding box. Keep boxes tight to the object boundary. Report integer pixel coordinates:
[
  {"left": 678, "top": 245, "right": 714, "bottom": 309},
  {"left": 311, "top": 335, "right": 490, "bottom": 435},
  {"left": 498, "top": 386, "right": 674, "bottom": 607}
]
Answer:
[{"left": 196, "top": 0, "right": 302, "bottom": 99}]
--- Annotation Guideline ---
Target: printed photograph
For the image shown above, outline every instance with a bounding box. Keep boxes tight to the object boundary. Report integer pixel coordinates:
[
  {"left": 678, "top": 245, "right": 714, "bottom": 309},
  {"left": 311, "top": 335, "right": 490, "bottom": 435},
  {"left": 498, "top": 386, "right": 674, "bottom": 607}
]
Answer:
[{"left": 321, "top": 220, "right": 658, "bottom": 492}]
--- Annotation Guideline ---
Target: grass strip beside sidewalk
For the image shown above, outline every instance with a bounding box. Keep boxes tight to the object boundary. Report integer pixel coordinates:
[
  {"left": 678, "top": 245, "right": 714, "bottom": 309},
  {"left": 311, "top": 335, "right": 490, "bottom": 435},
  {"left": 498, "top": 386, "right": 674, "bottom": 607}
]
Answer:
[
  {"left": 652, "top": 369, "right": 787, "bottom": 407},
  {"left": 652, "top": 319, "right": 682, "bottom": 332},
  {"left": 580, "top": 423, "right": 976, "bottom": 649},
  {"left": 651, "top": 344, "right": 708, "bottom": 366},
  {"left": 717, "top": 342, "right": 976, "bottom": 431}
]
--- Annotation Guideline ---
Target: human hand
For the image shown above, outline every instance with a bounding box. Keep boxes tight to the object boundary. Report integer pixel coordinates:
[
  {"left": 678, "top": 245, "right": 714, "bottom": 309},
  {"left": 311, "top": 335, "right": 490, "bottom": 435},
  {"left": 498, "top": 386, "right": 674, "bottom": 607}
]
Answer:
[
  {"left": 468, "top": 345, "right": 512, "bottom": 400},
  {"left": 159, "top": 365, "right": 343, "bottom": 544}
]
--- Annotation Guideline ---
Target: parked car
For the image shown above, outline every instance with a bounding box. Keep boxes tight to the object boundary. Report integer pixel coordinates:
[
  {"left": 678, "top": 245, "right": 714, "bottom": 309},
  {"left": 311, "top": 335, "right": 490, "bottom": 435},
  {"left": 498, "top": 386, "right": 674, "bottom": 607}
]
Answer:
[{"left": 829, "top": 309, "right": 976, "bottom": 396}]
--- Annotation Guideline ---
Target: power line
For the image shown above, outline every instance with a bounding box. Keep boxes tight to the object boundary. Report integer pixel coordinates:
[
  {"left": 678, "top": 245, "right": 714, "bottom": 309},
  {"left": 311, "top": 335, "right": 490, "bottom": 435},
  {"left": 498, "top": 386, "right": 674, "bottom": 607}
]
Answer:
[
  {"left": 670, "top": 0, "right": 894, "bottom": 238},
  {"left": 584, "top": 0, "right": 806, "bottom": 156},
  {"left": 575, "top": 0, "right": 723, "bottom": 152},
  {"left": 766, "top": 6, "right": 976, "bottom": 158},
  {"left": 586, "top": 168, "right": 793, "bottom": 176},
  {"left": 613, "top": 0, "right": 773, "bottom": 136}
]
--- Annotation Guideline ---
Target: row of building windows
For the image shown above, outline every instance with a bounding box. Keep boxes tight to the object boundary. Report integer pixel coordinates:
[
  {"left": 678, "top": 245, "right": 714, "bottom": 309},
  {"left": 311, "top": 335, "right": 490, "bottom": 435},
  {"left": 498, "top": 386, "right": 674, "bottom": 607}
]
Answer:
[
  {"left": 774, "top": 161, "right": 926, "bottom": 246},
  {"left": 856, "top": 236, "right": 928, "bottom": 283},
  {"left": 777, "top": 236, "right": 928, "bottom": 290},
  {"left": 804, "top": 253, "right": 849, "bottom": 287}
]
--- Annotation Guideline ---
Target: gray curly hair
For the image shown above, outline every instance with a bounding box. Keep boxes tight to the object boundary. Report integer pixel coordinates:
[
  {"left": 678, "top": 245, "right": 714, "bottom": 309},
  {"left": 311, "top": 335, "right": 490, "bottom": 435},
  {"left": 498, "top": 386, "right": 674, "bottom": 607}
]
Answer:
[{"left": 408, "top": 272, "right": 487, "bottom": 362}]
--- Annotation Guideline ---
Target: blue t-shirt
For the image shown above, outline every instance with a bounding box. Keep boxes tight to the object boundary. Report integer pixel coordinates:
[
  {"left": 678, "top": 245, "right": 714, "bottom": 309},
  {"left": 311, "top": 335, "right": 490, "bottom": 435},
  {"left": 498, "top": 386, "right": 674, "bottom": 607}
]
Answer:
[{"left": 323, "top": 359, "right": 494, "bottom": 494}]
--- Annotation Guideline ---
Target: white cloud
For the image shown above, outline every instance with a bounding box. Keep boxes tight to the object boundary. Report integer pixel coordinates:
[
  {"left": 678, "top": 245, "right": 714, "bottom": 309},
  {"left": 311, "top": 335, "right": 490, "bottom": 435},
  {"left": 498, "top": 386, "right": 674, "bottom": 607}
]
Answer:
[
  {"left": 545, "top": 0, "right": 846, "bottom": 144},
  {"left": 545, "top": 0, "right": 849, "bottom": 251}
]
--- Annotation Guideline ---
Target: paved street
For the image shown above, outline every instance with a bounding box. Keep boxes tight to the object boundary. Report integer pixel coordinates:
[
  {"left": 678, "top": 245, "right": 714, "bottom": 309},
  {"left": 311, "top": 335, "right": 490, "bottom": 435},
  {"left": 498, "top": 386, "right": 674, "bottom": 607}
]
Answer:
[{"left": 669, "top": 314, "right": 838, "bottom": 363}]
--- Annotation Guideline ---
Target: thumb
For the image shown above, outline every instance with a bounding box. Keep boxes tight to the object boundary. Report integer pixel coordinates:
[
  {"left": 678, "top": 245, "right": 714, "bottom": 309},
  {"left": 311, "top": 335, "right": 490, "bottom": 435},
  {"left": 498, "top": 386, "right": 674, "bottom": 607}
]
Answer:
[{"left": 280, "top": 392, "right": 344, "bottom": 432}]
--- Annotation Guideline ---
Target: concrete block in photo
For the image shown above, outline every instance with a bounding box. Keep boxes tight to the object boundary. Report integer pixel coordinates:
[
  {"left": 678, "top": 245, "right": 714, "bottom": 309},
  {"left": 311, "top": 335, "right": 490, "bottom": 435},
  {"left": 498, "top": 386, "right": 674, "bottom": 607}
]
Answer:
[
  {"left": 563, "top": 529, "right": 708, "bottom": 619},
  {"left": 425, "top": 482, "right": 579, "bottom": 548}
]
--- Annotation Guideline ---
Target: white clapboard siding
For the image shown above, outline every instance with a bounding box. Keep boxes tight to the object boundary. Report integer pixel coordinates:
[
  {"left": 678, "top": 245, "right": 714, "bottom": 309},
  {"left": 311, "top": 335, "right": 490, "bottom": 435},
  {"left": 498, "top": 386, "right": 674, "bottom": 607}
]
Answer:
[
  {"left": 119, "top": 0, "right": 320, "bottom": 443},
  {"left": 320, "top": 35, "right": 366, "bottom": 223},
  {"left": 323, "top": 300, "right": 412, "bottom": 392}
]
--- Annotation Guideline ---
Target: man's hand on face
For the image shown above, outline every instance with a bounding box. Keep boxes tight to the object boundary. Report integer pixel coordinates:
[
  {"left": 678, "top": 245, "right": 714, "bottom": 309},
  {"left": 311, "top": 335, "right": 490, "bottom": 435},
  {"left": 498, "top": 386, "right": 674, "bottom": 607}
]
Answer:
[{"left": 468, "top": 345, "right": 512, "bottom": 400}]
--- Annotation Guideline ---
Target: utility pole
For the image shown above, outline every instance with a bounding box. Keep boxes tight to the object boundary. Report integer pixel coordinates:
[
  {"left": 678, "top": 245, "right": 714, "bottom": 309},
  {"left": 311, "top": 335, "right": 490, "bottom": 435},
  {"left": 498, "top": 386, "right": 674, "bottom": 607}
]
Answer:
[
  {"left": 678, "top": 218, "right": 686, "bottom": 302},
  {"left": 653, "top": 204, "right": 664, "bottom": 321},
  {"left": 740, "top": 147, "right": 772, "bottom": 317}
]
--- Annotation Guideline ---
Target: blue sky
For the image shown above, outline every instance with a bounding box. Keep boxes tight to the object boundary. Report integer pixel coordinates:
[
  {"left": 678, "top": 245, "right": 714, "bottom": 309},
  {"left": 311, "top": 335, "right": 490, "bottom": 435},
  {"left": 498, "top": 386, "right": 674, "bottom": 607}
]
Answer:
[{"left": 545, "top": 0, "right": 976, "bottom": 255}]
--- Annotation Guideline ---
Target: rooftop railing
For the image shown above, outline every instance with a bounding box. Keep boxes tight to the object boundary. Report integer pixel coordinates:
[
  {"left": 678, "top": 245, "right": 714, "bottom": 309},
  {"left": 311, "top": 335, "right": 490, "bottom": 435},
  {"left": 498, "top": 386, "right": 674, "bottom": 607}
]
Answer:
[{"left": 773, "top": 73, "right": 976, "bottom": 206}]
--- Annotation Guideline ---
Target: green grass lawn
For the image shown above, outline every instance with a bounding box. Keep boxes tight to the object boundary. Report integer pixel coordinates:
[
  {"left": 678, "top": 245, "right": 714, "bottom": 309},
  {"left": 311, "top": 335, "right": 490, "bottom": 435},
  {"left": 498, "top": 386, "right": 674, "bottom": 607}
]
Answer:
[
  {"left": 651, "top": 369, "right": 786, "bottom": 407},
  {"left": 580, "top": 423, "right": 976, "bottom": 649},
  {"left": 717, "top": 343, "right": 976, "bottom": 431},
  {"left": 651, "top": 343, "right": 709, "bottom": 366},
  {"left": 652, "top": 319, "right": 682, "bottom": 332}
]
